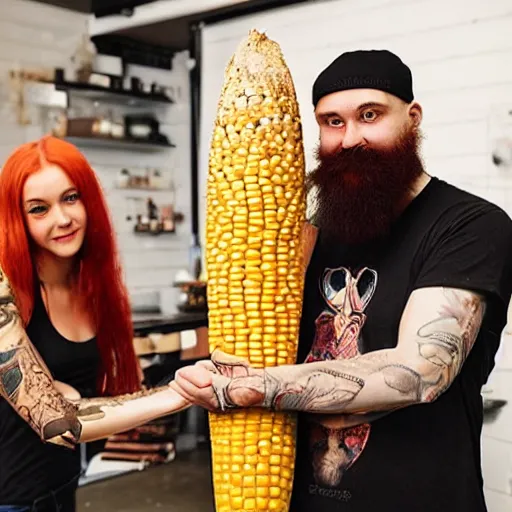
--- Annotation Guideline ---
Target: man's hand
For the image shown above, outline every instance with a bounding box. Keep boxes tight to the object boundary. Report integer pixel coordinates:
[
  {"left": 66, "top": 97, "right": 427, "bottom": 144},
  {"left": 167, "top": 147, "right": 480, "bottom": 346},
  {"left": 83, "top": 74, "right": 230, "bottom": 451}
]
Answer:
[
  {"left": 171, "top": 350, "right": 266, "bottom": 412},
  {"left": 173, "top": 287, "right": 486, "bottom": 418}
]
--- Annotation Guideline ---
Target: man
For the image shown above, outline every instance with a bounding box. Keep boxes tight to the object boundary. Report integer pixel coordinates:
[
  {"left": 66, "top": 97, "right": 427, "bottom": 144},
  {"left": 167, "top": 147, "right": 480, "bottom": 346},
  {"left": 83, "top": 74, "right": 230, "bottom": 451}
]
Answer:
[{"left": 172, "top": 50, "right": 512, "bottom": 511}]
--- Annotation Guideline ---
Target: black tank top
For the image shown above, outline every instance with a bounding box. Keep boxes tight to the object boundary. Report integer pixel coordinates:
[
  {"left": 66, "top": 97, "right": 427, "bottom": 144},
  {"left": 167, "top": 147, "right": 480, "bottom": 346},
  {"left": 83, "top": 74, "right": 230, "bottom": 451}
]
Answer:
[{"left": 0, "top": 285, "right": 99, "bottom": 505}]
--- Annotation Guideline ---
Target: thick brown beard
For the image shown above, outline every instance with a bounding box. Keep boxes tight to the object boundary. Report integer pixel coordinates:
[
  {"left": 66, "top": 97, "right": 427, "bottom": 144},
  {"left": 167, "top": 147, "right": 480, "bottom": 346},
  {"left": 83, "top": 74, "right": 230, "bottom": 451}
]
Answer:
[{"left": 307, "top": 127, "right": 425, "bottom": 245}]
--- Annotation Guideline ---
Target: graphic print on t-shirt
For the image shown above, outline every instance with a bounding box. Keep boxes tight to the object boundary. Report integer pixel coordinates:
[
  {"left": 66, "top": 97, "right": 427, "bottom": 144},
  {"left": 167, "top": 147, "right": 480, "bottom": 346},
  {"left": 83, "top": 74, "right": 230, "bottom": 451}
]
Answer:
[{"left": 305, "top": 266, "right": 377, "bottom": 488}]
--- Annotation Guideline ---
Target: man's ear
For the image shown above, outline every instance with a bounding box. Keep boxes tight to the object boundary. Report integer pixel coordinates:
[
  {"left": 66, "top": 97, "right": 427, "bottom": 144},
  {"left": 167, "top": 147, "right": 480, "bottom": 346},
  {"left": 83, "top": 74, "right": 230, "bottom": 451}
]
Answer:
[{"left": 408, "top": 102, "right": 423, "bottom": 129}]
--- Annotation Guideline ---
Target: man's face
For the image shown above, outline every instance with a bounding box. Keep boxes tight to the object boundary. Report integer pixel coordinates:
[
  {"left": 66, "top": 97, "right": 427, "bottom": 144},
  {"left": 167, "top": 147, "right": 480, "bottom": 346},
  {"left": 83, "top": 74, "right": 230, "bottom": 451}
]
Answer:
[
  {"left": 308, "top": 89, "right": 424, "bottom": 245},
  {"left": 315, "top": 88, "right": 416, "bottom": 154}
]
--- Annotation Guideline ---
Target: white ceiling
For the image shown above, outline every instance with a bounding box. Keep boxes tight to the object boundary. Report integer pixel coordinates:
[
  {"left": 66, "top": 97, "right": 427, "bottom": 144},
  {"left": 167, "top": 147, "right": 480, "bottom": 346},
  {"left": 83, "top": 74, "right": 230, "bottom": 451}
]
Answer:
[{"left": 31, "top": 0, "right": 92, "bottom": 12}]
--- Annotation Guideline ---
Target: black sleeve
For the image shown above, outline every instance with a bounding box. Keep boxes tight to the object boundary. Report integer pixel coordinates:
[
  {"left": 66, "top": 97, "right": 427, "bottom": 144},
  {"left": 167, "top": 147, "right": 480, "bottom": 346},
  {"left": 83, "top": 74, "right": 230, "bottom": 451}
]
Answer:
[{"left": 414, "top": 205, "right": 512, "bottom": 308}]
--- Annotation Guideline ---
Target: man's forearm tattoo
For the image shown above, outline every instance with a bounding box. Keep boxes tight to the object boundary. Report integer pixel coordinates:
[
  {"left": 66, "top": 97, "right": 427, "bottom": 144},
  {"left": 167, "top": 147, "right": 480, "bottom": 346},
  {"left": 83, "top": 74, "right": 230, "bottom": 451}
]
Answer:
[
  {"left": 212, "top": 288, "right": 485, "bottom": 415},
  {"left": 263, "top": 368, "right": 365, "bottom": 412},
  {"left": 414, "top": 289, "right": 484, "bottom": 402},
  {"left": 0, "top": 267, "right": 82, "bottom": 447}
]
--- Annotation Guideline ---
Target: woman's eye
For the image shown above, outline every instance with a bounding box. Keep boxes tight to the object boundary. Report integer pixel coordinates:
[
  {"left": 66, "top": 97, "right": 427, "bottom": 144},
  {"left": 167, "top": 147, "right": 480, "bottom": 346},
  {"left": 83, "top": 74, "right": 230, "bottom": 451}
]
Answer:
[
  {"left": 28, "top": 205, "right": 47, "bottom": 215},
  {"left": 64, "top": 193, "right": 80, "bottom": 203}
]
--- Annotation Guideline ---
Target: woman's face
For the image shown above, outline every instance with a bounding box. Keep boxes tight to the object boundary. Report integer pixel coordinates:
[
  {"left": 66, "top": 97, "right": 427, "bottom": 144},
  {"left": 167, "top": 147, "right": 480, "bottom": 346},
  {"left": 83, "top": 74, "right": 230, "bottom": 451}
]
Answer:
[{"left": 23, "top": 165, "right": 87, "bottom": 260}]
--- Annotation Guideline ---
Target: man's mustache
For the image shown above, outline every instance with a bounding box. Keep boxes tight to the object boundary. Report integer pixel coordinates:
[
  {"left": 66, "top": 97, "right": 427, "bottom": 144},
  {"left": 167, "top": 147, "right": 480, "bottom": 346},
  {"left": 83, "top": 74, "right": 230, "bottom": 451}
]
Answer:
[{"left": 306, "top": 128, "right": 425, "bottom": 244}]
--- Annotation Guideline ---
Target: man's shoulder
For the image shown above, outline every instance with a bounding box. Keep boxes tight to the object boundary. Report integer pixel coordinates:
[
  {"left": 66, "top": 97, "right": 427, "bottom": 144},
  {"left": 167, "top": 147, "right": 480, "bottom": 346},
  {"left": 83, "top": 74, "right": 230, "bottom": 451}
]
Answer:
[{"left": 430, "top": 177, "right": 512, "bottom": 229}]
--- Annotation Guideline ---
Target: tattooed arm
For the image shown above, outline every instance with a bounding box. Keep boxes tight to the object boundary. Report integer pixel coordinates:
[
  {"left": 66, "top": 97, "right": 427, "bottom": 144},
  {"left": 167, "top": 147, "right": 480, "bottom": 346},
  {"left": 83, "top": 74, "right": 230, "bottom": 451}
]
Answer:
[
  {"left": 172, "top": 287, "right": 485, "bottom": 416},
  {"left": 0, "top": 266, "right": 189, "bottom": 448},
  {"left": 68, "top": 386, "right": 189, "bottom": 443}
]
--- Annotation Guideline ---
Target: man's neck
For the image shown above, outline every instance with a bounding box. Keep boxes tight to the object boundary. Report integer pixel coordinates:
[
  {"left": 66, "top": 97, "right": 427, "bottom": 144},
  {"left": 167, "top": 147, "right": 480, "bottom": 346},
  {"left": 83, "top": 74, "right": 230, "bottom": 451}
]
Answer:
[{"left": 409, "top": 171, "right": 431, "bottom": 201}]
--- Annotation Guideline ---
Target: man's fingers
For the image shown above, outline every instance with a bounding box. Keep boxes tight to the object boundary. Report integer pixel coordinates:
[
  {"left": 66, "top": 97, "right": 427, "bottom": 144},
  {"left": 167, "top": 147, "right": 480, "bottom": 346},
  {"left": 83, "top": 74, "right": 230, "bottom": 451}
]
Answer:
[
  {"left": 176, "top": 366, "right": 213, "bottom": 388},
  {"left": 200, "top": 388, "right": 221, "bottom": 412},
  {"left": 169, "top": 380, "right": 195, "bottom": 403},
  {"left": 211, "top": 349, "right": 248, "bottom": 365},
  {"left": 173, "top": 373, "right": 200, "bottom": 398},
  {"left": 174, "top": 370, "right": 215, "bottom": 404},
  {"left": 169, "top": 379, "right": 203, "bottom": 406},
  {"left": 211, "top": 372, "right": 232, "bottom": 391},
  {"left": 196, "top": 360, "right": 218, "bottom": 373},
  {"left": 170, "top": 379, "right": 219, "bottom": 412},
  {"left": 210, "top": 350, "right": 253, "bottom": 379}
]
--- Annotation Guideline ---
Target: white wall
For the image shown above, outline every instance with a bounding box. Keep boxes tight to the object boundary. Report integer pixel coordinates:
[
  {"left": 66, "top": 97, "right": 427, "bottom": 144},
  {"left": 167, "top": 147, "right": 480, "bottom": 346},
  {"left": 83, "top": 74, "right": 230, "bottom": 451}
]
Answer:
[
  {"left": 0, "top": 0, "right": 192, "bottom": 314},
  {"left": 198, "top": 0, "right": 512, "bottom": 509},
  {"left": 0, "top": 0, "right": 87, "bottom": 163}
]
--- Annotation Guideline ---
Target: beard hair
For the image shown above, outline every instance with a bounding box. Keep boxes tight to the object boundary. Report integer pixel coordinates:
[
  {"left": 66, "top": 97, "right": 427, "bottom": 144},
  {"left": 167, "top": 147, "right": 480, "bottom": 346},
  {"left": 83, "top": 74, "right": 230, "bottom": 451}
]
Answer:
[{"left": 306, "top": 127, "right": 425, "bottom": 245}]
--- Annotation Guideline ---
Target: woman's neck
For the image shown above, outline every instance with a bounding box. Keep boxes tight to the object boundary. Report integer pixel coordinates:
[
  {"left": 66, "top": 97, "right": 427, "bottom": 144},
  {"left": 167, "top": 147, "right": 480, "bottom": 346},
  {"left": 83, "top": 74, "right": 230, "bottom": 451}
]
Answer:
[{"left": 35, "top": 251, "right": 78, "bottom": 289}]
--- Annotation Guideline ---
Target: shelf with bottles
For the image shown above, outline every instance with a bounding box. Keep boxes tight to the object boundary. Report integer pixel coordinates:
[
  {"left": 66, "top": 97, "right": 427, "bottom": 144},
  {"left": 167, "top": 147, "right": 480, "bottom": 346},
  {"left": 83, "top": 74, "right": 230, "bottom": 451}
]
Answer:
[
  {"left": 52, "top": 62, "right": 175, "bottom": 107},
  {"left": 50, "top": 110, "right": 175, "bottom": 152},
  {"left": 61, "top": 136, "right": 174, "bottom": 152},
  {"left": 115, "top": 168, "right": 176, "bottom": 191},
  {"left": 126, "top": 196, "right": 184, "bottom": 237},
  {"left": 54, "top": 77, "right": 174, "bottom": 108},
  {"left": 134, "top": 223, "right": 176, "bottom": 236}
]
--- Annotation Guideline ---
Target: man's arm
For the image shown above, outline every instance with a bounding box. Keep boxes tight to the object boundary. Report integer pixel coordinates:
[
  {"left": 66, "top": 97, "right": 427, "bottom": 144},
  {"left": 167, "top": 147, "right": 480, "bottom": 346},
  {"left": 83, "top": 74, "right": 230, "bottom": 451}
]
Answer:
[
  {"left": 0, "top": 266, "right": 189, "bottom": 449},
  {"left": 173, "top": 286, "right": 485, "bottom": 416},
  {"left": 262, "top": 286, "right": 484, "bottom": 413}
]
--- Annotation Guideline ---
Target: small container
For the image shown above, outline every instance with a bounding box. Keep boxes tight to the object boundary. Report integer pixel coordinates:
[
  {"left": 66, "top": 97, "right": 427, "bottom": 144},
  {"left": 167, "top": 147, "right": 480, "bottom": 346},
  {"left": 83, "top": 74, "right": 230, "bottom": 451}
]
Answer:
[
  {"left": 111, "top": 115, "right": 125, "bottom": 138},
  {"left": 159, "top": 287, "right": 176, "bottom": 316},
  {"left": 149, "top": 218, "right": 160, "bottom": 233},
  {"left": 116, "top": 168, "right": 130, "bottom": 188}
]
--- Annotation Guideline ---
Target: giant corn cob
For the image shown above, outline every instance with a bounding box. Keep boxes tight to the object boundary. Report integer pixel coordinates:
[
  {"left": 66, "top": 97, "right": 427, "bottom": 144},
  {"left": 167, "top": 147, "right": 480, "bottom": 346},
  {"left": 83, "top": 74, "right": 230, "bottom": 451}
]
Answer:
[{"left": 206, "top": 30, "right": 306, "bottom": 512}]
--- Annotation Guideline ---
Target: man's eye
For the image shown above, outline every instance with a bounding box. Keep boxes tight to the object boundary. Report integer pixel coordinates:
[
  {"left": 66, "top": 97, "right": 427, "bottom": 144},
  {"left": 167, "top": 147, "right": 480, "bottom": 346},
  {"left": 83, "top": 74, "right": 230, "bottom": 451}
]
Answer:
[
  {"left": 28, "top": 206, "right": 47, "bottom": 215},
  {"left": 362, "top": 111, "right": 378, "bottom": 121},
  {"left": 328, "top": 118, "right": 343, "bottom": 127}
]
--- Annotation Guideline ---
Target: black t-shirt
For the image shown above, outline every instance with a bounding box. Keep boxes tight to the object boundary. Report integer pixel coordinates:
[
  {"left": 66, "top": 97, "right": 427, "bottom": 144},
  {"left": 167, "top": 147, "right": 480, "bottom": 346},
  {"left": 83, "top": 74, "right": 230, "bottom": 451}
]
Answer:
[
  {"left": 0, "top": 285, "right": 99, "bottom": 505},
  {"left": 290, "top": 177, "right": 512, "bottom": 512}
]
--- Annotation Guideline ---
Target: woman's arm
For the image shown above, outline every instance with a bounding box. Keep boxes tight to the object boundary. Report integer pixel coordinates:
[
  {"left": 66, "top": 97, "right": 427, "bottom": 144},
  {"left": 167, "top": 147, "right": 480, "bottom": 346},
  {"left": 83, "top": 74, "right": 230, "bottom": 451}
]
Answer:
[
  {"left": 72, "top": 386, "right": 189, "bottom": 443},
  {"left": 0, "top": 266, "right": 189, "bottom": 448}
]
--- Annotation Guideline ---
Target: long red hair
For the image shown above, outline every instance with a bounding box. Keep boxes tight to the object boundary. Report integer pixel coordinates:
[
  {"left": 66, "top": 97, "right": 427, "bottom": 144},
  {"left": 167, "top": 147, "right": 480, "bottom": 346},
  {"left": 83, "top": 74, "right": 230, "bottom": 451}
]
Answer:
[{"left": 0, "top": 136, "right": 140, "bottom": 395}]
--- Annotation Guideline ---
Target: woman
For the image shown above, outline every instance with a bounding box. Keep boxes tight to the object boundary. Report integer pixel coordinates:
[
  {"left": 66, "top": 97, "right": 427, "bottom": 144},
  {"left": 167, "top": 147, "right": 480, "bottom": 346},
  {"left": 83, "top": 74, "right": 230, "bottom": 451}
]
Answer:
[{"left": 0, "top": 136, "right": 188, "bottom": 511}]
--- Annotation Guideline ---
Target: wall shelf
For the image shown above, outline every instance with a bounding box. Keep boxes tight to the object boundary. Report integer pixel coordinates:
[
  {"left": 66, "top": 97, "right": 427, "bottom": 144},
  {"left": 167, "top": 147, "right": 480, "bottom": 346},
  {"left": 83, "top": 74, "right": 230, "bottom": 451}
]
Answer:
[
  {"left": 62, "top": 136, "right": 175, "bottom": 152},
  {"left": 114, "top": 184, "right": 174, "bottom": 192},
  {"left": 54, "top": 79, "right": 173, "bottom": 107},
  {"left": 134, "top": 229, "right": 176, "bottom": 236}
]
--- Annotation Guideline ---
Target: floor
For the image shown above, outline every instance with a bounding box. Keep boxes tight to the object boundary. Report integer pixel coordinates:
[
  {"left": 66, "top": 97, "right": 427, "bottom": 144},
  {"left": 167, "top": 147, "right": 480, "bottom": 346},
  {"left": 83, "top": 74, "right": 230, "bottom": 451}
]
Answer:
[{"left": 77, "top": 446, "right": 215, "bottom": 512}]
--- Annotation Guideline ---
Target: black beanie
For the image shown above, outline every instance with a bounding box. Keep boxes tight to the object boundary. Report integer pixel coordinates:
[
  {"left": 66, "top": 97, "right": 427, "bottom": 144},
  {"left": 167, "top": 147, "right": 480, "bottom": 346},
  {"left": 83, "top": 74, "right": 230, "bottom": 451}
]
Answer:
[{"left": 312, "top": 49, "right": 414, "bottom": 106}]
